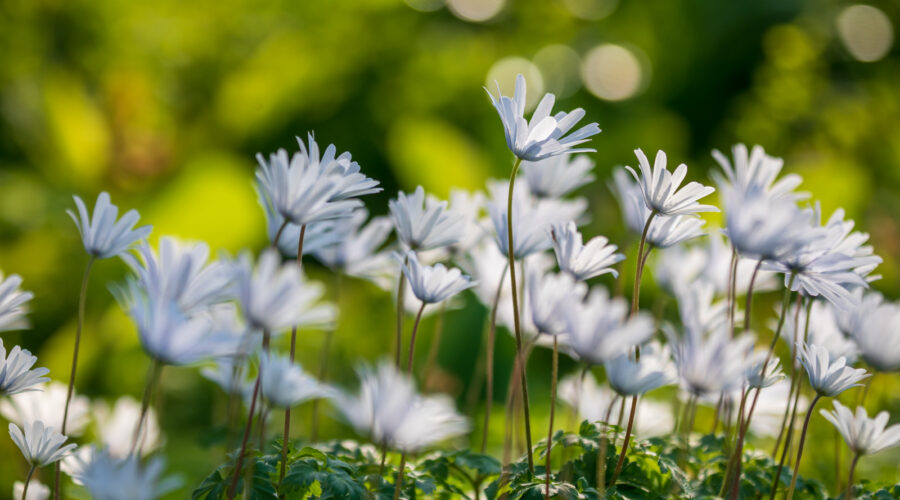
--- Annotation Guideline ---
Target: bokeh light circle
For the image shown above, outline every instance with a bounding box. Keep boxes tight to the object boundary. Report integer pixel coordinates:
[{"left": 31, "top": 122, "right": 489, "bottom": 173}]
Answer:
[
  {"left": 534, "top": 45, "right": 583, "bottom": 98},
  {"left": 836, "top": 5, "right": 894, "bottom": 62},
  {"left": 581, "top": 44, "right": 644, "bottom": 101},
  {"left": 485, "top": 57, "right": 545, "bottom": 111},
  {"left": 447, "top": 0, "right": 505, "bottom": 22}
]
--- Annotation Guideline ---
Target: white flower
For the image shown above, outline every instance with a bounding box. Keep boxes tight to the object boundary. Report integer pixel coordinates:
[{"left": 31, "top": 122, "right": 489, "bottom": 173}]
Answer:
[
  {"left": 259, "top": 352, "right": 331, "bottom": 409},
  {"left": 294, "top": 132, "right": 382, "bottom": 200},
  {"left": 779, "top": 300, "right": 857, "bottom": 362},
  {"left": 13, "top": 479, "right": 49, "bottom": 500},
  {"left": 722, "top": 189, "right": 821, "bottom": 261},
  {"left": 486, "top": 74, "right": 600, "bottom": 161},
  {"left": 313, "top": 209, "right": 393, "bottom": 273},
  {"left": 68, "top": 192, "right": 152, "bottom": 259},
  {"left": 526, "top": 268, "right": 586, "bottom": 336},
  {"left": 711, "top": 144, "right": 804, "bottom": 200},
  {"left": 604, "top": 353, "right": 672, "bottom": 396},
  {"left": 0, "top": 382, "right": 90, "bottom": 436},
  {"left": 255, "top": 148, "right": 362, "bottom": 227},
  {"left": 744, "top": 354, "right": 785, "bottom": 389},
  {"left": 558, "top": 373, "right": 673, "bottom": 435},
  {"left": 446, "top": 189, "right": 487, "bottom": 255},
  {"left": 796, "top": 342, "right": 869, "bottom": 397},
  {"left": 234, "top": 249, "right": 335, "bottom": 333},
  {"left": 260, "top": 200, "right": 343, "bottom": 257},
  {"left": 94, "top": 397, "right": 161, "bottom": 458},
  {"left": 123, "top": 237, "right": 234, "bottom": 314},
  {"left": 820, "top": 401, "right": 900, "bottom": 456},
  {"left": 550, "top": 221, "right": 624, "bottom": 281},
  {"left": 837, "top": 292, "right": 900, "bottom": 372},
  {"left": 675, "top": 282, "right": 728, "bottom": 336},
  {"left": 667, "top": 326, "right": 755, "bottom": 396},
  {"left": 625, "top": 149, "right": 717, "bottom": 217},
  {"left": 0, "top": 273, "right": 33, "bottom": 332},
  {"left": 74, "top": 448, "right": 180, "bottom": 500},
  {"left": 334, "top": 362, "right": 469, "bottom": 452},
  {"left": 696, "top": 233, "right": 778, "bottom": 296},
  {"left": 9, "top": 421, "right": 76, "bottom": 467},
  {"left": 646, "top": 215, "right": 707, "bottom": 248},
  {"left": 400, "top": 251, "right": 476, "bottom": 305},
  {"left": 201, "top": 358, "right": 254, "bottom": 400},
  {"left": 560, "top": 288, "right": 654, "bottom": 365},
  {"left": 0, "top": 340, "right": 49, "bottom": 396},
  {"left": 521, "top": 154, "right": 595, "bottom": 198},
  {"left": 389, "top": 186, "right": 466, "bottom": 251}
]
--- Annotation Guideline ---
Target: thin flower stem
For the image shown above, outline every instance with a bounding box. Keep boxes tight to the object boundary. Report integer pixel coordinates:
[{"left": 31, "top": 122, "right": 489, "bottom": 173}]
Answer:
[
  {"left": 545, "top": 336, "right": 559, "bottom": 499},
  {"left": 785, "top": 395, "right": 822, "bottom": 500},
  {"left": 845, "top": 453, "right": 860, "bottom": 500},
  {"left": 311, "top": 273, "right": 341, "bottom": 443},
  {"left": 395, "top": 254, "right": 409, "bottom": 367},
  {"left": 721, "top": 388, "right": 751, "bottom": 498},
  {"left": 727, "top": 247, "right": 738, "bottom": 336},
  {"left": 504, "top": 156, "right": 534, "bottom": 473},
  {"left": 631, "top": 211, "right": 658, "bottom": 316},
  {"left": 743, "top": 260, "right": 763, "bottom": 333},
  {"left": 393, "top": 453, "right": 407, "bottom": 500},
  {"left": 272, "top": 220, "right": 290, "bottom": 250},
  {"left": 483, "top": 265, "right": 509, "bottom": 453},
  {"left": 22, "top": 465, "right": 35, "bottom": 500},
  {"left": 597, "top": 394, "right": 619, "bottom": 493},
  {"left": 609, "top": 394, "right": 638, "bottom": 486},
  {"left": 834, "top": 427, "right": 843, "bottom": 493},
  {"left": 407, "top": 302, "right": 428, "bottom": 375},
  {"left": 132, "top": 359, "right": 163, "bottom": 455},
  {"left": 280, "top": 224, "right": 306, "bottom": 487},
  {"left": 769, "top": 377, "right": 804, "bottom": 500},
  {"left": 227, "top": 369, "right": 262, "bottom": 499},
  {"left": 422, "top": 301, "right": 447, "bottom": 384},
  {"left": 55, "top": 256, "right": 95, "bottom": 499}
]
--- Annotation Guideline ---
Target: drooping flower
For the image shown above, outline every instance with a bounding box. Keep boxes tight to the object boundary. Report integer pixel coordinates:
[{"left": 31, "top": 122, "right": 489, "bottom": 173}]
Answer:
[
  {"left": 0, "top": 340, "right": 49, "bottom": 396},
  {"left": 486, "top": 74, "right": 600, "bottom": 161},
  {"left": 259, "top": 352, "right": 331, "bottom": 409},
  {"left": 560, "top": 288, "right": 654, "bottom": 365},
  {"left": 67, "top": 192, "right": 152, "bottom": 259},
  {"left": 0, "top": 382, "right": 90, "bottom": 436},
  {"left": 0, "top": 273, "right": 34, "bottom": 332},
  {"left": 521, "top": 154, "right": 596, "bottom": 199},
  {"left": 604, "top": 353, "right": 673, "bottom": 396},
  {"left": 796, "top": 342, "right": 869, "bottom": 397},
  {"left": 93, "top": 396, "right": 161, "bottom": 458},
  {"left": 9, "top": 421, "right": 76, "bottom": 467},
  {"left": 836, "top": 292, "right": 900, "bottom": 372},
  {"left": 389, "top": 186, "right": 466, "bottom": 252},
  {"left": 400, "top": 251, "right": 476, "bottom": 305},
  {"left": 625, "top": 149, "right": 717, "bottom": 217},
  {"left": 72, "top": 448, "right": 181, "bottom": 500},
  {"left": 549, "top": 221, "right": 624, "bottom": 281},
  {"left": 820, "top": 401, "right": 900, "bottom": 456},
  {"left": 333, "top": 361, "right": 469, "bottom": 452},
  {"left": 122, "top": 237, "right": 234, "bottom": 315},
  {"left": 233, "top": 249, "right": 335, "bottom": 333},
  {"left": 525, "top": 268, "right": 586, "bottom": 336}
]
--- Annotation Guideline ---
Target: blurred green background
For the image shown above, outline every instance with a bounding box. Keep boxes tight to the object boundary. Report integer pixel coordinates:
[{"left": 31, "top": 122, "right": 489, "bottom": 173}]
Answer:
[{"left": 1, "top": 0, "right": 898, "bottom": 497}]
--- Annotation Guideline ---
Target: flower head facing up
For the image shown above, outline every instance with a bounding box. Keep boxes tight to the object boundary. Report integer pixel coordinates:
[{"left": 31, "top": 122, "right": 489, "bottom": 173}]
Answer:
[
  {"left": 334, "top": 361, "right": 469, "bottom": 452},
  {"left": 68, "top": 192, "right": 152, "bottom": 259},
  {"left": 389, "top": 186, "right": 466, "bottom": 252},
  {"left": 234, "top": 249, "right": 335, "bottom": 333},
  {"left": 625, "top": 149, "right": 717, "bottom": 217},
  {"left": 526, "top": 268, "right": 586, "bottom": 336},
  {"left": 521, "top": 154, "right": 595, "bottom": 199},
  {"left": 550, "top": 221, "right": 624, "bottom": 281},
  {"left": 9, "top": 421, "right": 76, "bottom": 467},
  {"left": 796, "top": 342, "right": 869, "bottom": 397},
  {"left": 73, "top": 448, "right": 180, "bottom": 500},
  {"left": 560, "top": 288, "right": 654, "bottom": 365},
  {"left": 0, "top": 273, "right": 33, "bottom": 332},
  {"left": 400, "top": 251, "right": 476, "bottom": 305},
  {"left": 486, "top": 74, "right": 600, "bottom": 161},
  {"left": 259, "top": 352, "right": 331, "bottom": 409},
  {"left": 0, "top": 339, "right": 50, "bottom": 396},
  {"left": 820, "top": 401, "right": 900, "bottom": 456},
  {"left": 604, "top": 353, "right": 673, "bottom": 396}
]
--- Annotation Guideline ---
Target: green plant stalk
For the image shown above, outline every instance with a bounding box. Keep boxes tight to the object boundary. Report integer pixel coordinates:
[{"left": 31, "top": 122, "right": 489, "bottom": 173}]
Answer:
[
  {"left": 407, "top": 301, "right": 428, "bottom": 375},
  {"left": 227, "top": 367, "right": 263, "bottom": 499},
  {"left": 22, "top": 465, "right": 36, "bottom": 500},
  {"left": 785, "top": 394, "right": 822, "bottom": 500},
  {"left": 845, "top": 453, "right": 860, "bottom": 500},
  {"left": 55, "top": 256, "right": 95, "bottom": 500},
  {"left": 132, "top": 359, "right": 163, "bottom": 455},
  {"left": 395, "top": 254, "right": 409, "bottom": 367},
  {"left": 282, "top": 223, "right": 306, "bottom": 480},
  {"left": 311, "top": 272, "right": 341, "bottom": 443},
  {"left": 768, "top": 377, "right": 804, "bottom": 500},
  {"left": 482, "top": 266, "right": 508, "bottom": 454},
  {"left": 421, "top": 301, "right": 446, "bottom": 384},
  {"left": 545, "top": 335, "right": 559, "bottom": 499},
  {"left": 597, "top": 393, "right": 619, "bottom": 493},
  {"left": 503, "top": 157, "right": 534, "bottom": 473},
  {"left": 727, "top": 247, "right": 738, "bottom": 336},
  {"left": 393, "top": 453, "right": 407, "bottom": 500}
]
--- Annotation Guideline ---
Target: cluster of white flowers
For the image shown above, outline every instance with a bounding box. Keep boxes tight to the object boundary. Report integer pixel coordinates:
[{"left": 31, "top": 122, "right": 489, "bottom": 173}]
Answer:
[{"left": 1, "top": 73, "right": 897, "bottom": 500}]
